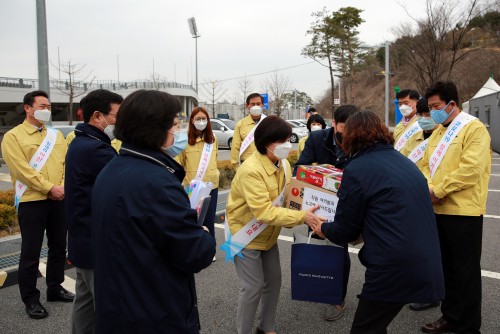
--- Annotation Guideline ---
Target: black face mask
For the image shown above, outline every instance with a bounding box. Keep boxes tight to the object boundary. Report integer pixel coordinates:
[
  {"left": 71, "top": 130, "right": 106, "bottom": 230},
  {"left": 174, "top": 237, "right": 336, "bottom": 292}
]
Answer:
[{"left": 335, "top": 131, "right": 343, "bottom": 144}]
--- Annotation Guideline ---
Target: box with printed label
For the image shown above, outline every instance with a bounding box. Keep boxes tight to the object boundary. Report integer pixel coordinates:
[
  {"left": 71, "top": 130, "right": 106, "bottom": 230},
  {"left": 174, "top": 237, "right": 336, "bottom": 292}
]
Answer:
[
  {"left": 287, "top": 177, "right": 363, "bottom": 246},
  {"left": 296, "top": 164, "right": 342, "bottom": 192},
  {"left": 286, "top": 177, "right": 337, "bottom": 213}
]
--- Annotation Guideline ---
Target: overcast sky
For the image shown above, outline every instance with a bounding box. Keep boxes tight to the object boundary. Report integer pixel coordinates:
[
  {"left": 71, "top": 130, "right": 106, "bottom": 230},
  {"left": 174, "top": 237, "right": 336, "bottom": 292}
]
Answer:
[{"left": 0, "top": 0, "right": 428, "bottom": 102}]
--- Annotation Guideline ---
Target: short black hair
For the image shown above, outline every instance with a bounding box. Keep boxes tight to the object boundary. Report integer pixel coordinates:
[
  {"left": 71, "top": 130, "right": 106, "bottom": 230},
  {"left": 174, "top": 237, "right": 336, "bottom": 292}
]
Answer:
[
  {"left": 115, "top": 90, "right": 181, "bottom": 149},
  {"left": 333, "top": 104, "right": 359, "bottom": 123},
  {"left": 416, "top": 98, "right": 429, "bottom": 114},
  {"left": 308, "top": 107, "right": 317, "bottom": 113},
  {"left": 306, "top": 114, "right": 326, "bottom": 131},
  {"left": 396, "top": 89, "right": 420, "bottom": 101},
  {"left": 23, "top": 90, "right": 49, "bottom": 106},
  {"left": 254, "top": 115, "right": 292, "bottom": 154},
  {"left": 424, "top": 81, "right": 460, "bottom": 105},
  {"left": 80, "top": 89, "right": 123, "bottom": 123},
  {"left": 246, "top": 93, "right": 264, "bottom": 105}
]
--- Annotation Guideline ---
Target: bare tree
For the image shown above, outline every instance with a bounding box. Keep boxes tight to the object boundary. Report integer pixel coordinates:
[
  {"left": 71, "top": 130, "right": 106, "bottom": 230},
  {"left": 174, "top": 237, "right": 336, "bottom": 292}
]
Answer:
[
  {"left": 234, "top": 76, "right": 253, "bottom": 119},
  {"left": 264, "top": 70, "right": 291, "bottom": 117},
  {"left": 393, "top": 0, "right": 486, "bottom": 93},
  {"left": 52, "top": 61, "right": 94, "bottom": 125},
  {"left": 199, "top": 79, "right": 227, "bottom": 118}
]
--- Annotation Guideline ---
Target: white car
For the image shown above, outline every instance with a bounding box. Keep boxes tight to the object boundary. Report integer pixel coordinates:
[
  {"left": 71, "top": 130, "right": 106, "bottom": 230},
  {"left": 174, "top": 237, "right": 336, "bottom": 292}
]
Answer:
[
  {"left": 288, "top": 119, "right": 307, "bottom": 128},
  {"left": 285, "top": 120, "right": 308, "bottom": 143},
  {"left": 210, "top": 118, "right": 235, "bottom": 148}
]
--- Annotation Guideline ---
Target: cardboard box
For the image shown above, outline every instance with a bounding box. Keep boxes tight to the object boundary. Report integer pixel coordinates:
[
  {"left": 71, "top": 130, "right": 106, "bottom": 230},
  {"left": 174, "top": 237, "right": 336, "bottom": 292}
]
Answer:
[
  {"left": 296, "top": 164, "right": 342, "bottom": 192},
  {"left": 287, "top": 177, "right": 364, "bottom": 246},
  {"left": 287, "top": 177, "right": 338, "bottom": 217}
]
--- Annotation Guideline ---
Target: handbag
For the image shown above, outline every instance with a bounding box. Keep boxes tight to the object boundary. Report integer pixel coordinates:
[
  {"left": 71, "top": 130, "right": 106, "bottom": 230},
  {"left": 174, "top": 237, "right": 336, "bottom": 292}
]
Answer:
[{"left": 291, "top": 232, "right": 345, "bottom": 305}]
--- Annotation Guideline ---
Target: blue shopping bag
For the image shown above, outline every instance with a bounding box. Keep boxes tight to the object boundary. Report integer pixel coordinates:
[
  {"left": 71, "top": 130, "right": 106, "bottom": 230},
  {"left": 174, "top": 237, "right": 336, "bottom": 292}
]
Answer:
[{"left": 291, "top": 232, "right": 344, "bottom": 305}]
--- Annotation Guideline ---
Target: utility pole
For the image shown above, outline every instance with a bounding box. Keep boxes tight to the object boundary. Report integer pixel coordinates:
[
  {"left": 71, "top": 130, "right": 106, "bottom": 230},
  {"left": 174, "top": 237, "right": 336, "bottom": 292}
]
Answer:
[
  {"left": 384, "top": 41, "right": 390, "bottom": 126},
  {"left": 36, "top": 0, "right": 50, "bottom": 95}
]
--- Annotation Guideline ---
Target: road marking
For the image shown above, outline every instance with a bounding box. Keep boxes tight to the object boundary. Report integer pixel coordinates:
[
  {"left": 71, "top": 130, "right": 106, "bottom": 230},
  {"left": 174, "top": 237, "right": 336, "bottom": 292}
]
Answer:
[
  {"left": 485, "top": 214, "right": 500, "bottom": 219},
  {"left": 38, "top": 262, "right": 75, "bottom": 294},
  {"left": 215, "top": 223, "right": 497, "bottom": 279},
  {"left": 491, "top": 174, "right": 500, "bottom": 177}
]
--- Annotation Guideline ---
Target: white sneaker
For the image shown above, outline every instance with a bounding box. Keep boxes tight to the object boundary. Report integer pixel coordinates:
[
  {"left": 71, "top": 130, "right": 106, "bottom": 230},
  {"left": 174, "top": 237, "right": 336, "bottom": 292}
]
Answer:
[{"left": 212, "top": 256, "right": 216, "bottom": 262}]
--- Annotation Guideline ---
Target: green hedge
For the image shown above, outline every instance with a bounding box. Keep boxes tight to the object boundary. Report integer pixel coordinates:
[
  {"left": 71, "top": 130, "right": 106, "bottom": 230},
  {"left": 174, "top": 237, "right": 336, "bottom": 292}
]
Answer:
[{"left": 0, "top": 189, "right": 17, "bottom": 233}]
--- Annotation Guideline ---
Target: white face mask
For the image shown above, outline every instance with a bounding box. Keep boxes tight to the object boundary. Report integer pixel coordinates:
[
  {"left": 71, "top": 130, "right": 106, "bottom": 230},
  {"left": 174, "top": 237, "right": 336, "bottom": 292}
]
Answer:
[
  {"left": 194, "top": 120, "right": 207, "bottom": 131},
  {"left": 33, "top": 109, "right": 51, "bottom": 123},
  {"left": 249, "top": 106, "right": 263, "bottom": 117},
  {"left": 311, "top": 125, "right": 322, "bottom": 132},
  {"left": 399, "top": 104, "right": 414, "bottom": 117},
  {"left": 99, "top": 113, "right": 115, "bottom": 140},
  {"left": 272, "top": 141, "right": 292, "bottom": 160}
]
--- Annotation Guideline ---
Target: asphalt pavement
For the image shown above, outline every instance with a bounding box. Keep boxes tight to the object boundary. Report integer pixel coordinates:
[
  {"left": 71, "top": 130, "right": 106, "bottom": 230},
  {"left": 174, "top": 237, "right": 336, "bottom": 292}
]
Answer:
[{"left": 0, "top": 151, "right": 499, "bottom": 333}]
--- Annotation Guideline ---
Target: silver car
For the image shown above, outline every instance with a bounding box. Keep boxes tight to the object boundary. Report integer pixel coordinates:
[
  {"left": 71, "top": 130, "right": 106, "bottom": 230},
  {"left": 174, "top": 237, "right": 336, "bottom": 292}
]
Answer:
[
  {"left": 211, "top": 118, "right": 235, "bottom": 148},
  {"left": 285, "top": 120, "right": 308, "bottom": 143}
]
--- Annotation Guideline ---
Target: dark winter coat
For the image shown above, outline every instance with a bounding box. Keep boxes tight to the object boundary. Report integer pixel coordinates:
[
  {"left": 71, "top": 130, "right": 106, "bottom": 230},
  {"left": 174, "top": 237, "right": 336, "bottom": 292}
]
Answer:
[
  {"left": 65, "top": 123, "right": 116, "bottom": 269},
  {"left": 321, "top": 142, "right": 445, "bottom": 304},
  {"left": 92, "top": 143, "right": 216, "bottom": 334},
  {"left": 294, "top": 127, "right": 349, "bottom": 175}
]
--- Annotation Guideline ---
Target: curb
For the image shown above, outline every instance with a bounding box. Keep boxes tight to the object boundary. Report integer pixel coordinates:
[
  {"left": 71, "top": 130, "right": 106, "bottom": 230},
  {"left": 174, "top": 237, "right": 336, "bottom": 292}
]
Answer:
[{"left": 0, "top": 260, "right": 74, "bottom": 289}]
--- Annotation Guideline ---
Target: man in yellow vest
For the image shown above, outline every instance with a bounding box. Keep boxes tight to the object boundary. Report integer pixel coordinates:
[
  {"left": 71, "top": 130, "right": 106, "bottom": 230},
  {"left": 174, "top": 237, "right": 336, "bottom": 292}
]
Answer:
[
  {"left": 1, "top": 90, "right": 74, "bottom": 320},
  {"left": 230, "top": 93, "right": 265, "bottom": 170},
  {"left": 420, "top": 81, "right": 491, "bottom": 334},
  {"left": 393, "top": 89, "right": 419, "bottom": 142}
]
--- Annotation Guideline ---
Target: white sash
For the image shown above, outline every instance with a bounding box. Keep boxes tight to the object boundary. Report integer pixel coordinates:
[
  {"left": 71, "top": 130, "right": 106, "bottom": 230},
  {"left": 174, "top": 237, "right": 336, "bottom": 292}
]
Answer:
[
  {"left": 395, "top": 121, "right": 422, "bottom": 152},
  {"left": 194, "top": 141, "right": 213, "bottom": 181},
  {"left": 429, "top": 112, "right": 476, "bottom": 178},
  {"left": 221, "top": 159, "right": 288, "bottom": 262},
  {"left": 408, "top": 138, "right": 429, "bottom": 164},
  {"left": 14, "top": 127, "right": 58, "bottom": 208},
  {"left": 239, "top": 114, "right": 267, "bottom": 164}
]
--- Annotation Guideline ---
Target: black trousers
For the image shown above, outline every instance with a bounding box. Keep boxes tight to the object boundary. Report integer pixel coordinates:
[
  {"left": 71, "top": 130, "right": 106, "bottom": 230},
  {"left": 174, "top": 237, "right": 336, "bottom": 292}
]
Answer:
[
  {"left": 18, "top": 200, "right": 67, "bottom": 304},
  {"left": 436, "top": 214, "right": 483, "bottom": 334},
  {"left": 350, "top": 298, "right": 404, "bottom": 334}
]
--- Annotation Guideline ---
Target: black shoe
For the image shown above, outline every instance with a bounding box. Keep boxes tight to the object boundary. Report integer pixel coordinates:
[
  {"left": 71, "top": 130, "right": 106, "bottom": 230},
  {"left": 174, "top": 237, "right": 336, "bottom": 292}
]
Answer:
[
  {"left": 47, "top": 287, "right": 75, "bottom": 303},
  {"left": 25, "top": 302, "right": 48, "bottom": 319},
  {"left": 409, "top": 302, "right": 440, "bottom": 311}
]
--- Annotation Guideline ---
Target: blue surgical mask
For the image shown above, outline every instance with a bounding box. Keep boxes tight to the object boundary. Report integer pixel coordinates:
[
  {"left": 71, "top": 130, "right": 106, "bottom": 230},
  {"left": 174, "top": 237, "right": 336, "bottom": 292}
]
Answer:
[
  {"left": 430, "top": 101, "right": 454, "bottom": 124},
  {"left": 417, "top": 116, "right": 436, "bottom": 131},
  {"left": 162, "top": 130, "right": 188, "bottom": 158}
]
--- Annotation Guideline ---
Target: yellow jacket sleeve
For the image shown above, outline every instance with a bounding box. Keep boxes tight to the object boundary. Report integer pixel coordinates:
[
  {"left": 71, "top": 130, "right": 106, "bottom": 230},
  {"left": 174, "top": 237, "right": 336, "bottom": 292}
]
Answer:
[
  {"left": 66, "top": 131, "right": 76, "bottom": 146},
  {"left": 230, "top": 120, "right": 242, "bottom": 170}
]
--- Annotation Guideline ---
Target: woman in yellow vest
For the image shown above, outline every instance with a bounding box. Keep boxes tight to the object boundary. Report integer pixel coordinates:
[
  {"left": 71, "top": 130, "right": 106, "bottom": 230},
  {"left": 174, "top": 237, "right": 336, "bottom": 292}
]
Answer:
[
  {"left": 176, "top": 107, "right": 219, "bottom": 259},
  {"left": 225, "top": 115, "right": 325, "bottom": 334}
]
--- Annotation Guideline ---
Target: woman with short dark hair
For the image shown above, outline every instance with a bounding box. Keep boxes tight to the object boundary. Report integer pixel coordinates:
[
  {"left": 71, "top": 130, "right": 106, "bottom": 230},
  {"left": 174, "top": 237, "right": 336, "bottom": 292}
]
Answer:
[
  {"left": 312, "top": 111, "right": 444, "bottom": 334},
  {"left": 92, "top": 90, "right": 216, "bottom": 333},
  {"left": 298, "top": 114, "right": 327, "bottom": 156},
  {"left": 225, "top": 115, "right": 325, "bottom": 334}
]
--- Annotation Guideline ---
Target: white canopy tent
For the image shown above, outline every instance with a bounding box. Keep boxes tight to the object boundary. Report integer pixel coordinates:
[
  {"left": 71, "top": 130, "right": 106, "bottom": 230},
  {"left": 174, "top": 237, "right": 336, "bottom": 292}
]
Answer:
[{"left": 462, "top": 77, "right": 500, "bottom": 113}]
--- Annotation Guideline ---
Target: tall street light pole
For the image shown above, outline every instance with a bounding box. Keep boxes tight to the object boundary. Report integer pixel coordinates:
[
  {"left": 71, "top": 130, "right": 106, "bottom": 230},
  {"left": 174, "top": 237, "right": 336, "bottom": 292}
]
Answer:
[
  {"left": 187, "top": 17, "right": 200, "bottom": 93},
  {"left": 36, "top": 0, "right": 50, "bottom": 95}
]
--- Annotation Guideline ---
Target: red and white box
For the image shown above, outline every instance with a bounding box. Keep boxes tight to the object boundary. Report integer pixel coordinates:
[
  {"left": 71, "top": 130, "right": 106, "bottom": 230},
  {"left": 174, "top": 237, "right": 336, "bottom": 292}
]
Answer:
[{"left": 296, "top": 164, "right": 342, "bottom": 192}]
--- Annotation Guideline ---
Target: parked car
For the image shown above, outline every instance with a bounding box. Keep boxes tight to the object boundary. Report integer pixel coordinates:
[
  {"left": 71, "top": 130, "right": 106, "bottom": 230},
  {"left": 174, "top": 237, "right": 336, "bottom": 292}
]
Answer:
[
  {"left": 285, "top": 120, "right": 308, "bottom": 143},
  {"left": 211, "top": 118, "right": 235, "bottom": 148},
  {"left": 52, "top": 122, "right": 82, "bottom": 138},
  {"left": 288, "top": 119, "right": 307, "bottom": 128}
]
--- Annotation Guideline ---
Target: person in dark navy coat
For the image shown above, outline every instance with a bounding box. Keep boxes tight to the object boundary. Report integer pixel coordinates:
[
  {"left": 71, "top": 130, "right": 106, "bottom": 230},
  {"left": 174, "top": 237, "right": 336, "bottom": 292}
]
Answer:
[
  {"left": 312, "top": 111, "right": 444, "bottom": 334},
  {"left": 65, "top": 89, "right": 123, "bottom": 333},
  {"left": 91, "top": 90, "right": 216, "bottom": 334},
  {"left": 294, "top": 104, "right": 359, "bottom": 321}
]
